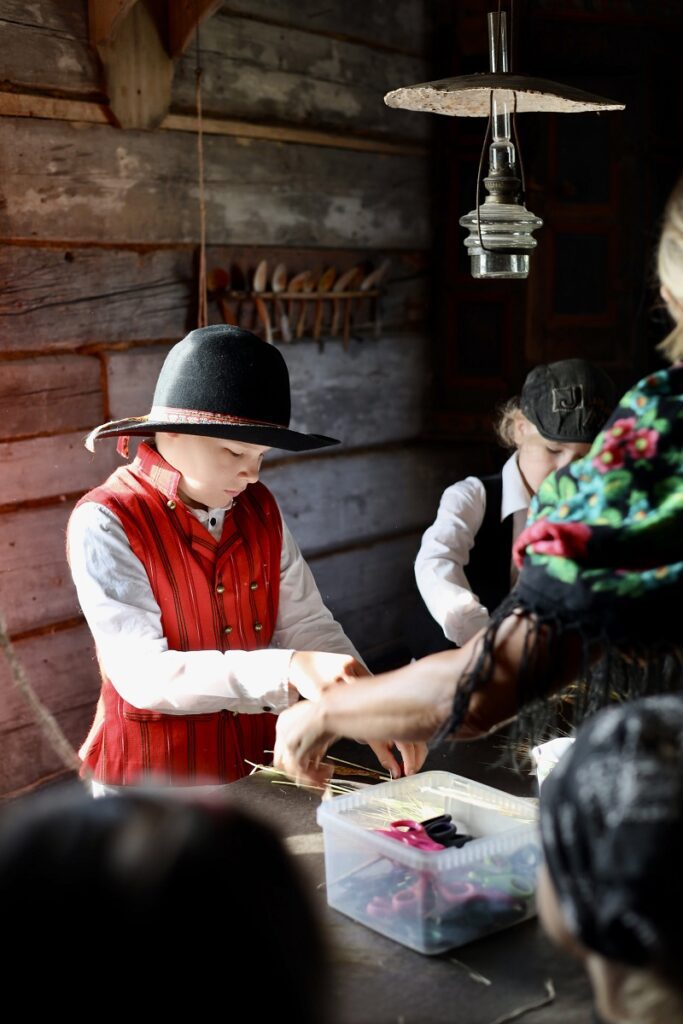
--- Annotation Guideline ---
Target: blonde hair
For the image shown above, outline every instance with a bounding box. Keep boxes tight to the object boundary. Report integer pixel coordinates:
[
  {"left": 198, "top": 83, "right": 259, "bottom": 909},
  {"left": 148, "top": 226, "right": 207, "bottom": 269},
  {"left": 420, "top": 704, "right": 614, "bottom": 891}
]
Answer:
[
  {"left": 657, "top": 175, "right": 683, "bottom": 361},
  {"left": 494, "top": 397, "right": 530, "bottom": 450}
]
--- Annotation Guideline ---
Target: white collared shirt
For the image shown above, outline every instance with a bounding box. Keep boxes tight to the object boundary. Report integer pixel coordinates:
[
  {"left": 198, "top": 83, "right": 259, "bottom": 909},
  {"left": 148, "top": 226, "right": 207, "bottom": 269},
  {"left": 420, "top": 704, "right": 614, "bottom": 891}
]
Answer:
[
  {"left": 414, "top": 453, "right": 531, "bottom": 647},
  {"left": 68, "top": 497, "right": 362, "bottom": 717}
]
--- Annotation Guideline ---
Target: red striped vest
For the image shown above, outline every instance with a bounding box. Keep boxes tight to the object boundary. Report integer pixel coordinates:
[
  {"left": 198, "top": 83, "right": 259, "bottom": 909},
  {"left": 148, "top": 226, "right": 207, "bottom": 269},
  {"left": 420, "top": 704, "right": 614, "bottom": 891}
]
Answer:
[{"left": 74, "top": 442, "right": 282, "bottom": 786}]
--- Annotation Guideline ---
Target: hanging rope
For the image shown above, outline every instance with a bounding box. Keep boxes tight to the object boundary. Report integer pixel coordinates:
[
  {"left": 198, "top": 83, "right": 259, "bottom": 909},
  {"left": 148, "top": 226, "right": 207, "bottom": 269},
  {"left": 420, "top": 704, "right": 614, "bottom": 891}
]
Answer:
[{"left": 195, "top": 15, "right": 208, "bottom": 328}]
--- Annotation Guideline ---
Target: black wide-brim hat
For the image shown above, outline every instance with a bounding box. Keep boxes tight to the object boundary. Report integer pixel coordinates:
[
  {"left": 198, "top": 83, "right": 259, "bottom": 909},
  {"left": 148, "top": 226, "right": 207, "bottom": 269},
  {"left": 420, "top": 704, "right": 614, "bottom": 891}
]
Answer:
[{"left": 85, "top": 325, "right": 340, "bottom": 453}]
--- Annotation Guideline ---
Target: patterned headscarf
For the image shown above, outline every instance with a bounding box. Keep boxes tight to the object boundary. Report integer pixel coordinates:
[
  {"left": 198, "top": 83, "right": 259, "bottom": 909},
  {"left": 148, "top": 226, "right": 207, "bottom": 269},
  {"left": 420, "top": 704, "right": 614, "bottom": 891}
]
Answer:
[
  {"left": 540, "top": 695, "right": 683, "bottom": 980},
  {"left": 437, "top": 365, "right": 683, "bottom": 745}
]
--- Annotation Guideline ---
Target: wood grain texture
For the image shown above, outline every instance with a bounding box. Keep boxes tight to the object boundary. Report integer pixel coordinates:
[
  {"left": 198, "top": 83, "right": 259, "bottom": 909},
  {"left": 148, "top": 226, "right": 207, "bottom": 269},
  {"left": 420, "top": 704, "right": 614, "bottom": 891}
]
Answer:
[
  {"left": 0, "top": 622, "right": 98, "bottom": 796},
  {"left": 263, "top": 444, "right": 459, "bottom": 557},
  {"left": 0, "top": 0, "right": 101, "bottom": 97},
  {"left": 309, "top": 531, "right": 423, "bottom": 659},
  {"left": 95, "top": 0, "right": 173, "bottom": 130},
  {"left": 0, "top": 246, "right": 193, "bottom": 351},
  {"left": 215, "top": 1, "right": 429, "bottom": 56},
  {"left": 172, "top": 13, "right": 429, "bottom": 140},
  {"left": 0, "top": 431, "right": 120, "bottom": 506},
  {"left": 0, "top": 502, "right": 78, "bottom": 635},
  {"left": 0, "top": 0, "right": 428, "bottom": 101},
  {"left": 0, "top": 622, "right": 97, "bottom": 731},
  {"left": 0, "top": 355, "right": 103, "bottom": 439},
  {"left": 0, "top": 118, "right": 430, "bottom": 248},
  {"left": 0, "top": 704, "right": 93, "bottom": 797},
  {"left": 0, "top": 245, "right": 426, "bottom": 352}
]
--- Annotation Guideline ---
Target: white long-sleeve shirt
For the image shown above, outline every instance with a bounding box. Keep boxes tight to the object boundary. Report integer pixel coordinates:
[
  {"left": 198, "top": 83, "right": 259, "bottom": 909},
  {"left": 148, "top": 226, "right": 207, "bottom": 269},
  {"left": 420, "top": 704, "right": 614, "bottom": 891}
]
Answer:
[
  {"left": 68, "top": 498, "right": 362, "bottom": 717},
  {"left": 414, "top": 453, "right": 531, "bottom": 647}
]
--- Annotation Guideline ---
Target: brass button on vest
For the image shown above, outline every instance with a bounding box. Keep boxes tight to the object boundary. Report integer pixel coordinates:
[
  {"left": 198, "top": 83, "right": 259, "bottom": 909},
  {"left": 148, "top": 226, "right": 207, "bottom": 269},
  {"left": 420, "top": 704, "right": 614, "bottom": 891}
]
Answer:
[
  {"left": 216, "top": 583, "right": 225, "bottom": 594},
  {"left": 223, "top": 625, "right": 232, "bottom": 635},
  {"left": 166, "top": 499, "right": 176, "bottom": 510},
  {"left": 249, "top": 581, "right": 259, "bottom": 591},
  {"left": 254, "top": 622, "right": 263, "bottom": 632}
]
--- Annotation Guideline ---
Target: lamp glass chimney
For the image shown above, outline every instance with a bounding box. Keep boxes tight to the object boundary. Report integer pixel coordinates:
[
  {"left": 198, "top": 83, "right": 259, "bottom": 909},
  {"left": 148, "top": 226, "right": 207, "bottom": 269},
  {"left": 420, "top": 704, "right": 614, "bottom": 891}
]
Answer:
[{"left": 459, "top": 11, "right": 542, "bottom": 279}]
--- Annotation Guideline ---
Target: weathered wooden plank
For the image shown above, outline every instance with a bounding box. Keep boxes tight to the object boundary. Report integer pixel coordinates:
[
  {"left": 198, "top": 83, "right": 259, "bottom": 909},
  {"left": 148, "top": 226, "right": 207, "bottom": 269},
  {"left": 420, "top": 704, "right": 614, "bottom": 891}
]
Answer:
[
  {"left": 163, "top": 112, "right": 425, "bottom": 155},
  {"left": 1, "top": 431, "right": 120, "bottom": 506},
  {"left": 0, "top": 503, "right": 79, "bottom": 635},
  {"left": 0, "top": 355, "right": 103, "bottom": 440},
  {"left": 0, "top": 0, "right": 101, "bottom": 97},
  {"left": 0, "top": 246, "right": 193, "bottom": 351},
  {"left": 0, "top": 704, "right": 92, "bottom": 797},
  {"left": 172, "top": 14, "right": 429, "bottom": 140},
  {"left": 0, "top": 118, "right": 430, "bottom": 248},
  {"left": 0, "top": 623, "right": 97, "bottom": 731},
  {"left": 0, "top": 622, "right": 99, "bottom": 796},
  {"left": 0, "top": 245, "right": 427, "bottom": 351},
  {"left": 263, "top": 444, "right": 461, "bottom": 557},
  {"left": 106, "top": 331, "right": 430, "bottom": 449},
  {"left": 215, "top": 1, "right": 429, "bottom": 56},
  {"left": 0, "top": 91, "right": 425, "bottom": 157},
  {"left": 0, "top": 1, "right": 428, "bottom": 107},
  {"left": 310, "top": 531, "right": 423, "bottom": 658}
]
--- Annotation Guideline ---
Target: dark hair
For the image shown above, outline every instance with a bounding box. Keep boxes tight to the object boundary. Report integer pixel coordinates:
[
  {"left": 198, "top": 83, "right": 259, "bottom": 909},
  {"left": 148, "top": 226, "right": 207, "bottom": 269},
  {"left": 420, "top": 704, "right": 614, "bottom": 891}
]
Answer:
[
  {"left": 540, "top": 696, "right": 683, "bottom": 990},
  {"left": 0, "top": 783, "right": 328, "bottom": 1021}
]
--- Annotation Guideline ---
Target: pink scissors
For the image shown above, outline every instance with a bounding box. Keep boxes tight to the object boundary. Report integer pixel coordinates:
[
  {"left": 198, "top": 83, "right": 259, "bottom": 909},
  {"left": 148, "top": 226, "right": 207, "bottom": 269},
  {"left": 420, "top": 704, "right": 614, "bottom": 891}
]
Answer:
[
  {"left": 374, "top": 819, "right": 445, "bottom": 852},
  {"left": 366, "top": 874, "right": 477, "bottom": 920}
]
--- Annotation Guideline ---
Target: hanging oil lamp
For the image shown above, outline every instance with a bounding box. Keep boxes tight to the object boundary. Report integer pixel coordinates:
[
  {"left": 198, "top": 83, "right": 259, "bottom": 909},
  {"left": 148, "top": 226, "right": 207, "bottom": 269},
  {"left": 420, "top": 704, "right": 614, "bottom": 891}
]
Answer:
[{"left": 385, "top": 8, "right": 624, "bottom": 280}]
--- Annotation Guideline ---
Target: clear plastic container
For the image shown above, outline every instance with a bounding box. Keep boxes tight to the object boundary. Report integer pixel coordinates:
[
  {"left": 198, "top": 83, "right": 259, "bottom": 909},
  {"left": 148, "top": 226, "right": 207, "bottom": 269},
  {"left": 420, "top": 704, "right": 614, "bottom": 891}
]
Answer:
[
  {"left": 316, "top": 770, "right": 540, "bottom": 955},
  {"left": 531, "top": 737, "right": 575, "bottom": 791}
]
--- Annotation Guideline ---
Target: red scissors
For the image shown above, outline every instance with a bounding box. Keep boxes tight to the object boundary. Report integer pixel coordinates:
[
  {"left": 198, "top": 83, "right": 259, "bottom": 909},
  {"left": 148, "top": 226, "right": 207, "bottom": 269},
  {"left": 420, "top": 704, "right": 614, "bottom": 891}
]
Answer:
[
  {"left": 366, "top": 873, "right": 477, "bottom": 920},
  {"left": 374, "top": 819, "right": 445, "bottom": 852}
]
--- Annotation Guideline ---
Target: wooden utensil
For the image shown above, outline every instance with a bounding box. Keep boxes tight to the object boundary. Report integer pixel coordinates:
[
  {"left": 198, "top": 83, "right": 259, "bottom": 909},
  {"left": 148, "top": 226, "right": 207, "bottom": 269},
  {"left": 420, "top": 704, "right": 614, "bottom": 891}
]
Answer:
[
  {"left": 252, "top": 259, "right": 273, "bottom": 343},
  {"left": 360, "top": 258, "right": 391, "bottom": 291},
  {"left": 272, "top": 262, "right": 291, "bottom": 342},
  {"left": 313, "top": 266, "right": 337, "bottom": 348},
  {"left": 331, "top": 264, "right": 363, "bottom": 339},
  {"left": 296, "top": 271, "right": 318, "bottom": 339},
  {"left": 360, "top": 258, "right": 390, "bottom": 337},
  {"left": 286, "top": 270, "right": 310, "bottom": 327},
  {"left": 207, "top": 267, "right": 238, "bottom": 326}
]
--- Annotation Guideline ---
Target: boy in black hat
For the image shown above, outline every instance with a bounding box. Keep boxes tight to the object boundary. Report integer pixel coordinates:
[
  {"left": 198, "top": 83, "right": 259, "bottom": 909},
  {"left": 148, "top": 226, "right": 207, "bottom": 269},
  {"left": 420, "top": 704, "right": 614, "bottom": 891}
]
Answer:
[
  {"left": 414, "top": 358, "right": 615, "bottom": 653},
  {"left": 68, "top": 326, "right": 425, "bottom": 791}
]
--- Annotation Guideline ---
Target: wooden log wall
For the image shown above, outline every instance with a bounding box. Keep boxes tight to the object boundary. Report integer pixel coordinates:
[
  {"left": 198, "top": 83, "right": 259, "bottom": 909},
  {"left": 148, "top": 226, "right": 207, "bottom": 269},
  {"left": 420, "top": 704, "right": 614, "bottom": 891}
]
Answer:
[{"left": 0, "top": 0, "right": 480, "bottom": 798}]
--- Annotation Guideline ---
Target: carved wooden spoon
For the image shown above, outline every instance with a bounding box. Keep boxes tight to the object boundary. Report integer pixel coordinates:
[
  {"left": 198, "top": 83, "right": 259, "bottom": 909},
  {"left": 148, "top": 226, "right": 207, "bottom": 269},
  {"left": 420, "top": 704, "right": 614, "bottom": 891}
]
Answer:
[{"left": 253, "top": 259, "right": 273, "bottom": 343}]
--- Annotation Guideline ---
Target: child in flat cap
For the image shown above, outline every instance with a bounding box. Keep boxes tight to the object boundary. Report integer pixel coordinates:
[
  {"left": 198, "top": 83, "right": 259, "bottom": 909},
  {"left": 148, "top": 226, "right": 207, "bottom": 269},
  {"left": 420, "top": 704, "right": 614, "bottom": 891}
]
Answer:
[
  {"left": 414, "top": 358, "right": 615, "bottom": 652},
  {"left": 68, "top": 325, "right": 425, "bottom": 790}
]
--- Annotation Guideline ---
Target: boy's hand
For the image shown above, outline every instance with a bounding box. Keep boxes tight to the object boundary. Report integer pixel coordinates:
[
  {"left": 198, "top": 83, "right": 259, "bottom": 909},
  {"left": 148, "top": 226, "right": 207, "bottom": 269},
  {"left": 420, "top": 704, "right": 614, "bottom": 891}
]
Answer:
[{"left": 288, "top": 651, "right": 369, "bottom": 702}]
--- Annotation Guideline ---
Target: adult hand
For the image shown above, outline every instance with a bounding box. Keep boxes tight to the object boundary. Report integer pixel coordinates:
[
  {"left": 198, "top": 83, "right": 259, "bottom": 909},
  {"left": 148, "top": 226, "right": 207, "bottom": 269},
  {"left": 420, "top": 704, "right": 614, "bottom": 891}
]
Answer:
[
  {"left": 368, "top": 740, "right": 429, "bottom": 779},
  {"left": 274, "top": 699, "right": 337, "bottom": 787},
  {"left": 288, "top": 651, "right": 369, "bottom": 702}
]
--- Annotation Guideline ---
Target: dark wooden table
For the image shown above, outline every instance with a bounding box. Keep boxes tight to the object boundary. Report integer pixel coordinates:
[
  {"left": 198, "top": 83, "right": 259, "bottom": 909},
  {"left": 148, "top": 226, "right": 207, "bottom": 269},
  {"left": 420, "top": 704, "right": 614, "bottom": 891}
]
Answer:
[{"left": 227, "top": 733, "right": 595, "bottom": 1024}]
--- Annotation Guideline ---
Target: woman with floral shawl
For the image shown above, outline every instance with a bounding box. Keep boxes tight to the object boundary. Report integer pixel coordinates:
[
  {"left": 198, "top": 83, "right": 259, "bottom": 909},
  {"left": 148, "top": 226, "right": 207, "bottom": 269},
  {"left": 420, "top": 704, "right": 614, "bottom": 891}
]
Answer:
[{"left": 273, "top": 174, "right": 683, "bottom": 786}]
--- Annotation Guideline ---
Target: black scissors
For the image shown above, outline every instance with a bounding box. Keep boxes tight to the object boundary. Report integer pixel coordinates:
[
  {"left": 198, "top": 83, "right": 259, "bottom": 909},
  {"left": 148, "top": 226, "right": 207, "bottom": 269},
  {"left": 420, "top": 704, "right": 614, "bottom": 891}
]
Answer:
[{"left": 420, "top": 814, "right": 474, "bottom": 848}]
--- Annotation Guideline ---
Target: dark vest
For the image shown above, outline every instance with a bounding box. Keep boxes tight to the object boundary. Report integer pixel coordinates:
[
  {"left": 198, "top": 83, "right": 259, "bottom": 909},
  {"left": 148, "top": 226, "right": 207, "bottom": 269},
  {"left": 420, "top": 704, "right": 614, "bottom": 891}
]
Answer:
[{"left": 465, "top": 472, "right": 514, "bottom": 617}]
